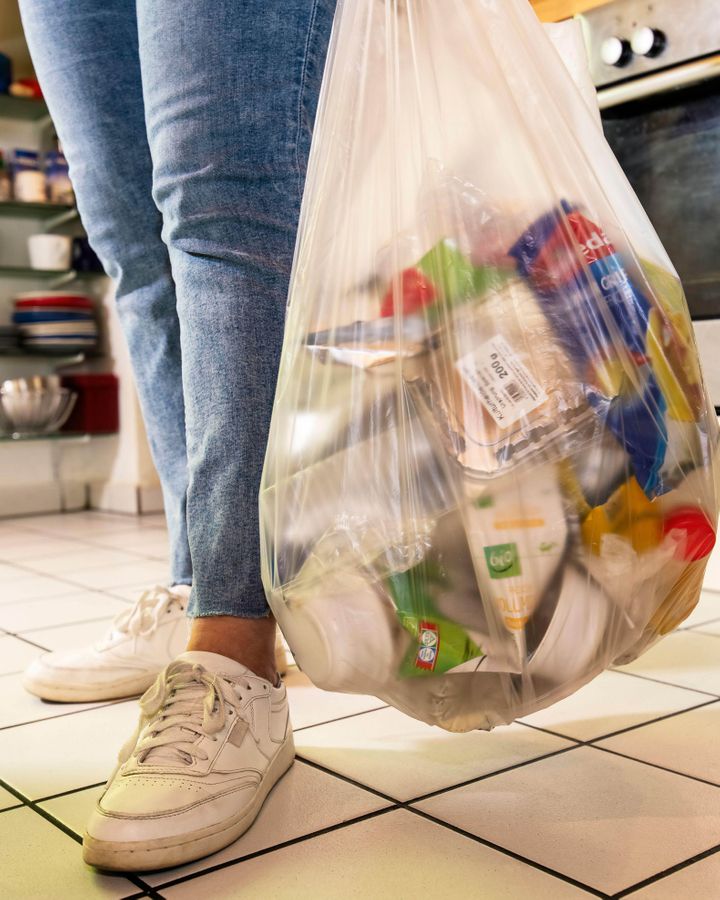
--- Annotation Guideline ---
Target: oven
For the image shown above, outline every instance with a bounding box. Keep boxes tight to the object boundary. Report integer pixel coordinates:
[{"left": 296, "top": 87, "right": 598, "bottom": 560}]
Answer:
[{"left": 578, "top": 0, "right": 720, "bottom": 406}]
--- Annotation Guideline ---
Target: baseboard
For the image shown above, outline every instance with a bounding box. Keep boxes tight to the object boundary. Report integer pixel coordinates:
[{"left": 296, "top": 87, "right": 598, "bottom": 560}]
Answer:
[{"left": 89, "top": 480, "right": 164, "bottom": 515}]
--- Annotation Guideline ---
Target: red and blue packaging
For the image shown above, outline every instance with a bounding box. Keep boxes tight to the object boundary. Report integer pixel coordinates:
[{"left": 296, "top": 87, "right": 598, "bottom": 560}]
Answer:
[{"left": 509, "top": 201, "right": 668, "bottom": 498}]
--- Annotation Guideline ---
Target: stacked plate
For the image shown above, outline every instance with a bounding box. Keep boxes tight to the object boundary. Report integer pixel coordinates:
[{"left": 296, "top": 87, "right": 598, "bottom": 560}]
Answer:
[{"left": 12, "top": 292, "right": 98, "bottom": 355}]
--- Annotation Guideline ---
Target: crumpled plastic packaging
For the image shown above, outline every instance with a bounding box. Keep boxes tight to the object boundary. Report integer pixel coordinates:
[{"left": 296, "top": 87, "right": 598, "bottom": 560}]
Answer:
[{"left": 260, "top": 0, "right": 720, "bottom": 732}]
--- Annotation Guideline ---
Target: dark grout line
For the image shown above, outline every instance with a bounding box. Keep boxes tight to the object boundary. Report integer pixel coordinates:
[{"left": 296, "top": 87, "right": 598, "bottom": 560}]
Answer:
[
  {"left": 612, "top": 843, "right": 720, "bottom": 898},
  {"left": 294, "top": 744, "right": 604, "bottom": 899},
  {"left": 0, "top": 802, "right": 25, "bottom": 813},
  {"left": 35, "top": 780, "right": 107, "bottom": 804},
  {"left": 0, "top": 697, "right": 133, "bottom": 732},
  {"left": 585, "top": 698, "right": 720, "bottom": 744},
  {"left": 609, "top": 667, "right": 720, "bottom": 699},
  {"left": 518, "top": 697, "right": 720, "bottom": 747},
  {"left": 3, "top": 631, "right": 52, "bottom": 651},
  {"left": 293, "top": 755, "right": 400, "bottom": 805},
  {"left": 405, "top": 743, "right": 581, "bottom": 805},
  {"left": 689, "top": 628, "right": 720, "bottom": 640},
  {"left": 0, "top": 775, "right": 158, "bottom": 897},
  {"left": 150, "top": 807, "right": 396, "bottom": 892},
  {"left": 292, "top": 704, "right": 389, "bottom": 733},
  {"left": 590, "top": 743, "right": 720, "bottom": 790},
  {"left": 406, "top": 806, "right": 609, "bottom": 898},
  {"left": 16, "top": 614, "right": 120, "bottom": 638}
]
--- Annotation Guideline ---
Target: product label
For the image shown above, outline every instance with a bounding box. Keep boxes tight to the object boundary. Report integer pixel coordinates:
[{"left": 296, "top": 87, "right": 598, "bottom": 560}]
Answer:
[
  {"left": 415, "top": 621, "right": 440, "bottom": 671},
  {"left": 484, "top": 543, "right": 521, "bottom": 580},
  {"left": 455, "top": 335, "right": 547, "bottom": 428}
]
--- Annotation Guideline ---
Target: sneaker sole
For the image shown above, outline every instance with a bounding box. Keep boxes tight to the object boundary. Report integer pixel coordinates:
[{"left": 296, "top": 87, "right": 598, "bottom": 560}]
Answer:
[
  {"left": 82, "top": 732, "right": 296, "bottom": 872},
  {"left": 22, "top": 672, "right": 156, "bottom": 703}
]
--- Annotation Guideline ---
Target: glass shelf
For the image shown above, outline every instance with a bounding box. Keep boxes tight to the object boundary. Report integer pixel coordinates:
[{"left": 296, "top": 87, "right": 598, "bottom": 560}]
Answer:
[
  {"left": 0, "top": 94, "right": 49, "bottom": 121},
  {"left": 0, "top": 430, "right": 95, "bottom": 443},
  {"left": 0, "top": 200, "right": 76, "bottom": 218},
  {"left": 0, "top": 352, "right": 86, "bottom": 365}
]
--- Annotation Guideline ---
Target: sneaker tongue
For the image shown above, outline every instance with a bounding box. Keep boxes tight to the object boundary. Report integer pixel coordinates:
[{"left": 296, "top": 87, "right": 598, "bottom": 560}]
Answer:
[{"left": 177, "top": 651, "right": 257, "bottom": 680}]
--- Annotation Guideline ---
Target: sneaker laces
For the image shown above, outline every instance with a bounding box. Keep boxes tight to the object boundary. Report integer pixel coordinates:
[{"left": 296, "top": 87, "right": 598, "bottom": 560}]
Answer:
[
  {"left": 119, "top": 661, "right": 250, "bottom": 768},
  {"left": 100, "top": 585, "right": 187, "bottom": 647}
]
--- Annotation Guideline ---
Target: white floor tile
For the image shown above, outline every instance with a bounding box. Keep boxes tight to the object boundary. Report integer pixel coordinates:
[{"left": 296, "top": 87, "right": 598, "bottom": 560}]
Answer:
[
  {"left": 0, "top": 591, "right": 127, "bottom": 633},
  {"left": 285, "top": 669, "right": 387, "bottom": 730},
  {"left": 84, "top": 529, "right": 169, "bottom": 557},
  {"left": 0, "top": 536, "right": 93, "bottom": 562},
  {"left": 295, "top": 706, "right": 573, "bottom": 801},
  {"left": 690, "top": 620, "right": 720, "bottom": 637},
  {"left": 21, "top": 513, "right": 146, "bottom": 539},
  {"left": 21, "top": 548, "right": 149, "bottom": 577},
  {"left": 0, "top": 699, "right": 138, "bottom": 799},
  {"left": 617, "top": 632, "right": 720, "bottom": 696},
  {"left": 629, "top": 851, "right": 720, "bottom": 898},
  {"left": 23, "top": 618, "right": 115, "bottom": 652},
  {"left": 0, "top": 806, "right": 136, "bottom": 898},
  {"left": 0, "top": 575, "right": 80, "bottom": 605},
  {"left": 0, "top": 635, "right": 48, "bottom": 675},
  {"left": 597, "top": 701, "right": 720, "bottom": 785},
  {"left": 0, "top": 562, "right": 31, "bottom": 583},
  {"left": 160, "top": 809, "right": 588, "bottom": 900},
  {"left": 416, "top": 746, "right": 720, "bottom": 895},
  {"left": 105, "top": 582, "right": 158, "bottom": 601},
  {"left": 0, "top": 784, "right": 22, "bottom": 811},
  {"left": 143, "top": 760, "right": 389, "bottom": 886},
  {"left": 61, "top": 560, "right": 169, "bottom": 591},
  {"left": 0, "top": 672, "right": 101, "bottom": 730},
  {"left": 519, "top": 670, "right": 711, "bottom": 742}
]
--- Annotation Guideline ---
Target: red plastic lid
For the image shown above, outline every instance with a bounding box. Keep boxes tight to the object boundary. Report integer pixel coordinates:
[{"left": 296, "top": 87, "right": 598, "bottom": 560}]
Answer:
[
  {"left": 15, "top": 296, "right": 94, "bottom": 309},
  {"left": 663, "top": 508, "right": 717, "bottom": 562}
]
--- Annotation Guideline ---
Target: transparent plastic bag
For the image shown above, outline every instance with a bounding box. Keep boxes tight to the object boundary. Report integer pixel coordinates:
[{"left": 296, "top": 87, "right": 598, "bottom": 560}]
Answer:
[{"left": 260, "top": 0, "right": 720, "bottom": 732}]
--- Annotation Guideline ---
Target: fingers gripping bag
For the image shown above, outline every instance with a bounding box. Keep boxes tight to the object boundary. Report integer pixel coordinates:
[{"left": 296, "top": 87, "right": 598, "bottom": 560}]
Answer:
[{"left": 260, "top": 0, "right": 720, "bottom": 732}]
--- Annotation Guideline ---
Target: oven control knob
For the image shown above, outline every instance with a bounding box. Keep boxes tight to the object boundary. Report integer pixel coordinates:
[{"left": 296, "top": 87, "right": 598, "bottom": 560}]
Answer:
[
  {"left": 601, "top": 36, "right": 633, "bottom": 68},
  {"left": 631, "top": 27, "right": 667, "bottom": 58}
]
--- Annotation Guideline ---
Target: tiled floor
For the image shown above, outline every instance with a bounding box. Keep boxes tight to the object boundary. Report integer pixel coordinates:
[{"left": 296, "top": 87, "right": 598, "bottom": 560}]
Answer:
[{"left": 1, "top": 511, "right": 719, "bottom": 899}]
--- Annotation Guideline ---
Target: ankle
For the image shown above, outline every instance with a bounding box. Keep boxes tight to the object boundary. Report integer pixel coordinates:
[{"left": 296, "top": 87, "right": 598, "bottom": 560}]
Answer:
[{"left": 187, "top": 615, "right": 277, "bottom": 683}]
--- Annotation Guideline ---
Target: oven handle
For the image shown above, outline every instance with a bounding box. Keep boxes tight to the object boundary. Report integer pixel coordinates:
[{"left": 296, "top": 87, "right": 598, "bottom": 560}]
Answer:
[{"left": 598, "top": 54, "right": 720, "bottom": 110}]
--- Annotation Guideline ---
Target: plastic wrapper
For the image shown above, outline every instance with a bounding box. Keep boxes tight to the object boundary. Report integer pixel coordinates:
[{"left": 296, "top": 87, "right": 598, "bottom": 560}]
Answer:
[{"left": 260, "top": 0, "right": 720, "bottom": 732}]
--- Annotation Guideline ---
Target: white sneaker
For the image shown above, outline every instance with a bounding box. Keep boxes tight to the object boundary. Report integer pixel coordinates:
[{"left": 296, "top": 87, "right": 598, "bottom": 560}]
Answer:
[
  {"left": 83, "top": 651, "right": 294, "bottom": 872},
  {"left": 22, "top": 584, "right": 191, "bottom": 703}
]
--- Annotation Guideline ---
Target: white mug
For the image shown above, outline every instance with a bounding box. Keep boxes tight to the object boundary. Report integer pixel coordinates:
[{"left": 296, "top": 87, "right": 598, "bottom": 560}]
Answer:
[
  {"left": 27, "top": 234, "right": 73, "bottom": 272},
  {"left": 14, "top": 169, "right": 46, "bottom": 203}
]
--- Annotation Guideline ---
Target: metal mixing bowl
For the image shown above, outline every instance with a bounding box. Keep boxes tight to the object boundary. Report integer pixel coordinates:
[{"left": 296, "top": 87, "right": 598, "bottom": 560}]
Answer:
[
  {"left": 0, "top": 387, "right": 77, "bottom": 435},
  {"left": 1, "top": 375, "right": 62, "bottom": 394}
]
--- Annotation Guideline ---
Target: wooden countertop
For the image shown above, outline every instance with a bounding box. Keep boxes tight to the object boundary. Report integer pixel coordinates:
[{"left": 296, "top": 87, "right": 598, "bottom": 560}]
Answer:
[{"left": 531, "top": 0, "right": 608, "bottom": 22}]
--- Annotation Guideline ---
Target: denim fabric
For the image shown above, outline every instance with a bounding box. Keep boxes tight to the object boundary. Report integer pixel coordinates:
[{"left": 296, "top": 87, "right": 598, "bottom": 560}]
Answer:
[{"left": 20, "top": 0, "right": 336, "bottom": 617}]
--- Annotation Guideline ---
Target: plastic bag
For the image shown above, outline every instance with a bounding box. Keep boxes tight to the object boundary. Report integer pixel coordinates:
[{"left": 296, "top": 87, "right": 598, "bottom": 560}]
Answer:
[{"left": 260, "top": 0, "right": 720, "bottom": 732}]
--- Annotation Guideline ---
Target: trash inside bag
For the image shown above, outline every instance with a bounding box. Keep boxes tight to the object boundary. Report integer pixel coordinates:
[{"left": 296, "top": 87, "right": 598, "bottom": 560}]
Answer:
[{"left": 260, "top": 0, "right": 720, "bottom": 732}]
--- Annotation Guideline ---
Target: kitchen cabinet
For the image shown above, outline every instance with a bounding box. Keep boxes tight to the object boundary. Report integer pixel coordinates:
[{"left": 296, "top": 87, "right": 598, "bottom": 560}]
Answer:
[{"left": 531, "top": 0, "right": 608, "bottom": 22}]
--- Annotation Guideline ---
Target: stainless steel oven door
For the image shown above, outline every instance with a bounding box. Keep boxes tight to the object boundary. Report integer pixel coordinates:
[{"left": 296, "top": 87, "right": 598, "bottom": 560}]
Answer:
[{"left": 599, "top": 57, "right": 720, "bottom": 405}]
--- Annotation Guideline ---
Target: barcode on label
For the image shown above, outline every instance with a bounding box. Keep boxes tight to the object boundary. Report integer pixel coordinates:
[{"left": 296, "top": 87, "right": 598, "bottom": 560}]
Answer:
[
  {"left": 455, "top": 335, "right": 548, "bottom": 429},
  {"left": 505, "top": 381, "right": 523, "bottom": 402}
]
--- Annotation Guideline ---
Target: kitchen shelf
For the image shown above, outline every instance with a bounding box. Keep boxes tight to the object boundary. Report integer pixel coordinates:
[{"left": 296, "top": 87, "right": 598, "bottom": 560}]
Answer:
[
  {"left": 0, "top": 265, "right": 103, "bottom": 281},
  {"left": 0, "top": 94, "right": 49, "bottom": 121},
  {"left": 0, "top": 352, "right": 86, "bottom": 365},
  {"left": 0, "top": 201, "right": 77, "bottom": 222},
  {"left": 0, "top": 430, "right": 94, "bottom": 443}
]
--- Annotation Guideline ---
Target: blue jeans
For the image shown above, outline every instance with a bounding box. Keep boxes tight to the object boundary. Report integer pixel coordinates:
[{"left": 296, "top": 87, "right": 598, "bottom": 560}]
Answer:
[{"left": 20, "top": 0, "right": 336, "bottom": 618}]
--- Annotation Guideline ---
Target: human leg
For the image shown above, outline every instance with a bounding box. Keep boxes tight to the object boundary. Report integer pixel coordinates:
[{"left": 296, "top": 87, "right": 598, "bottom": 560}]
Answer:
[
  {"left": 19, "top": 0, "right": 192, "bottom": 586},
  {"left": 19, "top": 0, "right": 193, "bottom": 702}
]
